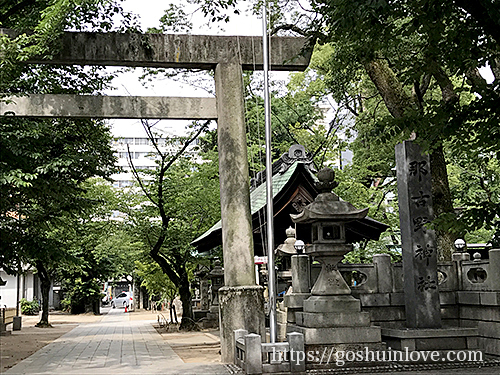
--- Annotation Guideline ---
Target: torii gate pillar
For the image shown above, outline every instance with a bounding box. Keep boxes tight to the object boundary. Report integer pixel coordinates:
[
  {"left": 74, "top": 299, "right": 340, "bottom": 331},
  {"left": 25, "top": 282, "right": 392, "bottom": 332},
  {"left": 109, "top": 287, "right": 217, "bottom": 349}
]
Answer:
[
  {"left": 0, "top": 29, "right": 311, "bottom": 363},
  {"left": 215, "top": 62, "right": 265, "bottom": 362}
]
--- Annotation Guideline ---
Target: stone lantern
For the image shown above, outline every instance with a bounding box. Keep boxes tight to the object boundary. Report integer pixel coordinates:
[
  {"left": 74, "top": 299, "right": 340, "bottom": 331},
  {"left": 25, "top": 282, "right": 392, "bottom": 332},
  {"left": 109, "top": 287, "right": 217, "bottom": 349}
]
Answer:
[
  {"left": 205, "top": 259, "right": 224, "bottom": 328},
  {"left": 276, "top": 226, "right": 297, "bottom": 292},
  {"left": 288, "top": 167, "right": 383, "bottom": 352},
  {"left": 291, "top": 167, "right": 368, "bottom": 297}
]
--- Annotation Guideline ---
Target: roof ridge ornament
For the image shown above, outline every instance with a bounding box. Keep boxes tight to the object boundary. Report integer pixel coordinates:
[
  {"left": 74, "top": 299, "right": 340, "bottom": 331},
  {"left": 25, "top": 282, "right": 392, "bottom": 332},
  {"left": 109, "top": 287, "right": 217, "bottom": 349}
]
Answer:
[{"left": 250, "top": 144, "right": 316, "bottom": 190}]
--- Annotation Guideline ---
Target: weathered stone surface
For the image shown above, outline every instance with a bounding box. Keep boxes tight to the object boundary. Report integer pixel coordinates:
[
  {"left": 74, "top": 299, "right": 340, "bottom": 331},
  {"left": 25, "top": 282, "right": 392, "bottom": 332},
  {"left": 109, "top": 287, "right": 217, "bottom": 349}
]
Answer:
[
  {"left": 296, "top": 311, "right": 371, "bottom": 328},
  {"left": 373, "top": 254, "right": 393, "bottom": 293},
  {"left": 365, "top": 306, "right": 405, "bottom": 323},
  {"left": 291, "top": 254, "right": 310, "bottom": 294},
  {"left": 390, "top": 293, "right": 405, "bottom": 306},
  {"left": 415, "top": 337, "right": 467, "bottom": 350},
  {"left": 437, "top": 263, "right": 458, "bottom": 291},
  {"left": 302, "top": 295, "right": 361, "bottom": 313},
  {"left": 395, "top": 141, "right": 441, "bottom": 329},
  {"left": 381, "top": 327, "right": 480, "bottom": 352},
  {"left": 460, "top": 306, "right": 500, "bottom": 322},
  {"left": 440, "top": 305, "right": 459, "bottom": 320},
  {"left": 381, "top": 327, "right": 478, "bottom": 338},
  {"left": 480, "top": 291, "right": 500, "bottom": 306},
  {"left": 287, "top": 332, "right": 306, "bottom": 372},
  {"left": 360, "top": 293, "right": 391, "bottom": 307},
  {"left": 457, "top": 291, "right": 481, "bottom": 305},
  {"left": 479, "top": 337, "right": 500, "bottom": 356},
  {"left": 244, "top": 333, "right": 262, "bottom": 375},
  {"left": 0, "top": 29, "right": 310, "bottom": 71},
  {"left": 215, "top": 62, "right": 254, "bottom": 287},
  {"left": 0, "top": 94, "right": 217, "bottom": 119},
  {"left": 489, "top": 249, "right": 500, "bottom": 291},
  {"left": 439, "top": 291, "right": 457, "bottom": 305},
  {"left": 219, "top": 285, "right": 265, "bottom": 363},
  {"left": 478, "top": 321, "right": 500, "bottom": 338},
  {"left": 283, "top": 293, "right": 309, "bottom": 309},
  {"left": 452, "top": 252, "right": 470, "bottom": 261},
  {"left": 289, "top": 326, "right": 382, "bottom": 344}
]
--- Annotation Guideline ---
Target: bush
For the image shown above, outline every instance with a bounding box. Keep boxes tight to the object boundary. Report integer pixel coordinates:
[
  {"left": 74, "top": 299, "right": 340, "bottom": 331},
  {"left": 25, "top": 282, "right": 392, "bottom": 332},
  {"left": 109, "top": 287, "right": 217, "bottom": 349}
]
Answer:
[{"left": 20, "top": 298, "right": 40, "bottom": 315}]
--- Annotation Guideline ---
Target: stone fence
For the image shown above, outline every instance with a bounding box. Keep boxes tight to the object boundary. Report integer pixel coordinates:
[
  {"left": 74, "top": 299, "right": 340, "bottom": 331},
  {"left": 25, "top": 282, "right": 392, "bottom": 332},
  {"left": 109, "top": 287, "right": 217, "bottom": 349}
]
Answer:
[
  {"left": 234, "top": 329, "right": 305, "bottom": 374},
  {"left": 306, "top": 249, "right": 500, "bottom": 355}
]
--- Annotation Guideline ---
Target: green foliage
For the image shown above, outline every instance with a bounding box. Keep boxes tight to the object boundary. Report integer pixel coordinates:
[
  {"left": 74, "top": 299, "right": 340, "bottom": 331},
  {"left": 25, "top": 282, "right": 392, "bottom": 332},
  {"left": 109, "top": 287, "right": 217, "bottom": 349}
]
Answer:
[
  {"left": 20, "top": 298, "right": 40, "bottom": 315},
  {"left": 135, "top": 261, "right": 178, "bottom": 302},
  {"left": 62, "top": 278, "right": 103, "bottom": 314},
  {"left": 0, "top": 0, "right": 139, "bottom": 323}
]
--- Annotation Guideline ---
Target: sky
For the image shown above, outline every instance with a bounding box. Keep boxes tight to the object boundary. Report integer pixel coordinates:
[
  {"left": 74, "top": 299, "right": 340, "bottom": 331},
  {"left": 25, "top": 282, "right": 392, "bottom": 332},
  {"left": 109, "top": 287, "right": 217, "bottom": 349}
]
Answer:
[{"left": 107, "top": 0, "right": 274, "bottom": 137}]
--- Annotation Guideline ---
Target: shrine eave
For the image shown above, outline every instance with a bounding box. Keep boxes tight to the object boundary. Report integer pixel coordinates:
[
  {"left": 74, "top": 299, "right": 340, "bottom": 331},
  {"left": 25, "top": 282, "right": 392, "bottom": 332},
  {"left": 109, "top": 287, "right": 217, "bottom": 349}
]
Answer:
[{"left": 191, "top": 162, "right": 318, "bottom": 252}]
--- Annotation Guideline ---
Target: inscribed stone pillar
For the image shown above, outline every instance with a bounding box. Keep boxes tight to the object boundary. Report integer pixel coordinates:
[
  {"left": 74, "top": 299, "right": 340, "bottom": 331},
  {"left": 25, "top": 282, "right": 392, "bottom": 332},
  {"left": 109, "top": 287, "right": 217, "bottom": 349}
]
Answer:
[
  {"left": 215, "top": 62, "right": 264, "bottom": 363},
  {"left": 395, "top": 141, "right": 442, "bottom": 328}
]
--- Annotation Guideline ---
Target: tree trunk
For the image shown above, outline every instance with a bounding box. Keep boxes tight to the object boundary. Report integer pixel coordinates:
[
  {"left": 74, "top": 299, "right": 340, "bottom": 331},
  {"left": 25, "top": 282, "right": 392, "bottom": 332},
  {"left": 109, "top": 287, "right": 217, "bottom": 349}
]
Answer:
[
  {"left": 363, "top": 59, "right": 456, "bottom": 260},
  {"left": 92, "top": 300, "right": 100, "bottom": 315},
  {"left": 430, "top": 143, "right": 456, "bottom": 261},
  {"left": 178, "top": 272, "right": 194, "bottom": 330},
  {"left": 35, "top": 261, "right": 51, "bottom": 327}
]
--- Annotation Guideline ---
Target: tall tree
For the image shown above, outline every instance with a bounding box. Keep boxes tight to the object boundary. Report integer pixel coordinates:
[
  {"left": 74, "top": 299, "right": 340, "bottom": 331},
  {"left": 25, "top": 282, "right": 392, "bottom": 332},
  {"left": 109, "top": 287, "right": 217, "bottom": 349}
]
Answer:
[
  {"left": 190, "top": 0, "right": 500, "bottom": 258},
  {"left": 0, "top": 0, "right": 129, "bottom": 325},
  {"left": 124, "top": 121, "right": 220, "bottom": 329}
]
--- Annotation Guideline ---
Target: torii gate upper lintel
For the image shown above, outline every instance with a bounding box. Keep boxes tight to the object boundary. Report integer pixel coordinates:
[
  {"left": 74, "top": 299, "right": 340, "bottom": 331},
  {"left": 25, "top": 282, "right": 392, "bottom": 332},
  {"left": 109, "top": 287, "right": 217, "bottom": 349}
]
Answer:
[
  {"left": 1, "top": 29, "right": 312, "bottom": 363},
  {"left": 0, "top": 29, "right": 310, "bottom": 71}
]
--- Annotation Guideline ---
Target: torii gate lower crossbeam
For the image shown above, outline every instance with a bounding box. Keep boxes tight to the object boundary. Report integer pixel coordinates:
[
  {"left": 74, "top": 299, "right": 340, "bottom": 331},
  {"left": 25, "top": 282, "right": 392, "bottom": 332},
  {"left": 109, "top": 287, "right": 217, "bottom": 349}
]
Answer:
[{"left": 1, "top": 30, "right": 311, "bottom": 362}]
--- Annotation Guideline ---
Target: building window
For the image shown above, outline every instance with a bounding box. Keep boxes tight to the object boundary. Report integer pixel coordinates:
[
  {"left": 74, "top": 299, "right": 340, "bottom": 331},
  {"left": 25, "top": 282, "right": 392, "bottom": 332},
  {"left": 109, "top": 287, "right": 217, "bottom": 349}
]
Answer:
[
  {"left": 135, "top": 138, "right": 149, "bottom": 145},
  {"left": 118, "top": 138, "right": 134, "bottom": 145}
]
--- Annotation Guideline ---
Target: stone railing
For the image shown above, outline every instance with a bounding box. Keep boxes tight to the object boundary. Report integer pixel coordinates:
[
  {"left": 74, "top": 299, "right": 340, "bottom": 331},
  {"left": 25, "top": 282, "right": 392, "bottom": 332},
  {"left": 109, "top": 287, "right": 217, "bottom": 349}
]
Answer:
[
  {"left": 307, "top": 249, "right": 500, "bottom": 296},
  {"left": 308, "top": 249, "right": 500, "bottom": 355},
  {"left": 234, "top": 329, "right": 305, "bottom": 374}
]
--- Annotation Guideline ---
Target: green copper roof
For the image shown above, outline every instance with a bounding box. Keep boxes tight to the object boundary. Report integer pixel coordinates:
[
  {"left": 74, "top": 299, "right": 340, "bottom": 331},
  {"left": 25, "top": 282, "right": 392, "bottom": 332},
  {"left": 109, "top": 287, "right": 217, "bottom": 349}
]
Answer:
[{"left": 192, "top": 162, "right": 316, "bottom": 246}]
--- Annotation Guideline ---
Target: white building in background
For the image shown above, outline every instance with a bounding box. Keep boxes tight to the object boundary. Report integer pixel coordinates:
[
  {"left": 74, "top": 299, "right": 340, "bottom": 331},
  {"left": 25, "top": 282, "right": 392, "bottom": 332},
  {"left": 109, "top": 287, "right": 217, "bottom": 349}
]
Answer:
[
  {"left": 110, "top": 123, "right": 200, "bottom": 188},
  {"left": 0, "top": 269, "right": 58, "bottom": 309}
]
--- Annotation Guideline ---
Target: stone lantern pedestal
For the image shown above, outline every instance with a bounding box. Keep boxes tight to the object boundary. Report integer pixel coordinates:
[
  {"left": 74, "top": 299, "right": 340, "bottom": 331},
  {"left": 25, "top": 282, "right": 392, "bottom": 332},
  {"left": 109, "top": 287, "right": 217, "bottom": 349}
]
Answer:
[{"left": 287, "top": 168, "right": 384, "bottom": 359}]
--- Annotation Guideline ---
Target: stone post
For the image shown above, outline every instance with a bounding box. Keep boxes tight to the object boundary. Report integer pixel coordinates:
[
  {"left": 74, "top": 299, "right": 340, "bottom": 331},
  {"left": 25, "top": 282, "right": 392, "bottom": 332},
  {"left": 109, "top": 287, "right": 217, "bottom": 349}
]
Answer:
[
  {"left": 288, "top": 332, "right": 306, "bottom": 373},
  {"left": 489, "top": 249, "right": 500, "bottom": 291},
  {"left": 200, "top": 279, "right": 209, "bottom": 311},
  {"left": 395, "top": 141, "right": 441, "bottom": 328},
  {"left": 284, "top": 254, "right": 311, "bottom": 323},
  {"left": 373, "top": 254, "right": 393, "bottom": 293},
  {"left": 244, "top": 333, "right": 263, "bottom": 375},
  {"left": 215, "top": 61, "right": 264, "bottom": 362},
  {"left": 452, "top": 252, "right": 470, "bottom": 291}
]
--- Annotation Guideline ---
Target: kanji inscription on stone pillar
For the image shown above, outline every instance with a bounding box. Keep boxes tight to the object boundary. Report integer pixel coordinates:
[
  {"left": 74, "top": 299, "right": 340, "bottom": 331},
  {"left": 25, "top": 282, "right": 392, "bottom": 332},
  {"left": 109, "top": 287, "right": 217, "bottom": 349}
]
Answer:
[{"left": 395, "top": 141, "right": 442, "bottom": 329}]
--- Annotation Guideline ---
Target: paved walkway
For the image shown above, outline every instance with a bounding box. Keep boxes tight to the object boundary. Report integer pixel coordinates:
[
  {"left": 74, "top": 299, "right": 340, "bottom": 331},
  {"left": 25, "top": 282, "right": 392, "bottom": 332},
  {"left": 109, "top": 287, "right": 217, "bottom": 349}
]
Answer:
[{"left": 5, "top": 308, "right": 234, "bottom": 374}]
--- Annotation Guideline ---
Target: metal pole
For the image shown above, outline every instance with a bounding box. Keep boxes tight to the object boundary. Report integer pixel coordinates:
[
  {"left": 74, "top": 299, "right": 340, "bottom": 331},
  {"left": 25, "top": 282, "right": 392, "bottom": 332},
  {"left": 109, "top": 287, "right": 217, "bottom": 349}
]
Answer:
[{"left": 262, "top": 1, "right": 276, "bottom": 343}]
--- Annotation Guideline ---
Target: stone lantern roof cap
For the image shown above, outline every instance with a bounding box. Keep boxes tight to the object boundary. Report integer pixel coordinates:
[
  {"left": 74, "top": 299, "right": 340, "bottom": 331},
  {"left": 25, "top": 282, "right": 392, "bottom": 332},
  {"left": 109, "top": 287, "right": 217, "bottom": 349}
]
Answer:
[{"left": 290, "top": 167, "right": 369, "bottom": 224}]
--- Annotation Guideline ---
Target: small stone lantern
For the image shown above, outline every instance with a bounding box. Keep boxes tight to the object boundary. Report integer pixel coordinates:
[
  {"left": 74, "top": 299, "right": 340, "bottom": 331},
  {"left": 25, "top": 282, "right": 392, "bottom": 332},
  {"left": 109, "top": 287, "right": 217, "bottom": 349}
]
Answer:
[
  {"left": 209, "top": 259, "right": 224, "bottom": 311},
  {"left": 291, "top": 167, "right": 368, "bottom": 296},
  {"left": 205, "top": 259, "right": 224, "bottom": 328},
  {"left": 288, "top": 167, "right": 383, "bottom": 351}
]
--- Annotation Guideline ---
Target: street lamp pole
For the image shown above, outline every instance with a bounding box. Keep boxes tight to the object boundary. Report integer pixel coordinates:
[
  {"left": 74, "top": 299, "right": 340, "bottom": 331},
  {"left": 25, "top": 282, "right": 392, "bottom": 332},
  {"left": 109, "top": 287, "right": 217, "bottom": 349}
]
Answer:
[{"left": 262, "top": 1, "right": 276, "bottom": 343}]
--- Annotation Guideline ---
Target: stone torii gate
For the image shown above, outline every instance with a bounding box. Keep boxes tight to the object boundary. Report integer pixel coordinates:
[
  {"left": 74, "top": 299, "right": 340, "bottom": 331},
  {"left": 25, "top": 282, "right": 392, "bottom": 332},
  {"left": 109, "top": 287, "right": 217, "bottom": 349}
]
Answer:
[{"left": 0, "top": 29, "right": 311, "bottom": 362}]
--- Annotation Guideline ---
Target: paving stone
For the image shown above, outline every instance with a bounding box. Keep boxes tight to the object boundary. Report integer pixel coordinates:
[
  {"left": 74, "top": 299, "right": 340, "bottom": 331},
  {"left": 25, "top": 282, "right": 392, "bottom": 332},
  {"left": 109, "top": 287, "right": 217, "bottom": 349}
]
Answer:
[{"left": 4, "top": 308, "right": 231, "bottom": 374}]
